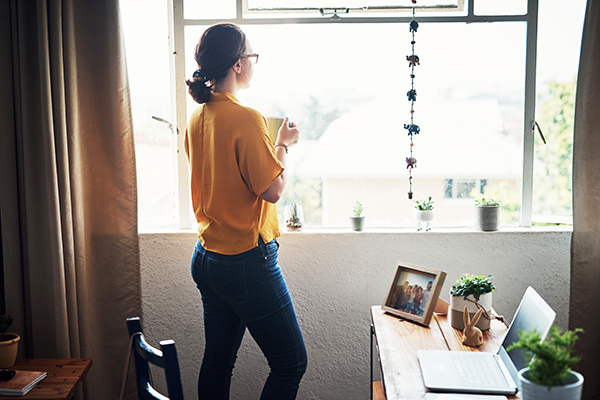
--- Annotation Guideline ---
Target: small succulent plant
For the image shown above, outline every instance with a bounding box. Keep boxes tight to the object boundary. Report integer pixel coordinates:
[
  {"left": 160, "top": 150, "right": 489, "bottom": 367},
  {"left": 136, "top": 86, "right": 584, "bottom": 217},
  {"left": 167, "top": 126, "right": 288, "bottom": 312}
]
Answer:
[
  {"left": 0, "top": 314, "right": 14, "bottom": 341},
  {"left": 352, "top": 201, "right": 364, "bottom": 217},
  {"left": 475, "top": 198, "right": 500, "bottom": 207},
  {"left": 450, "top": 274, "right": 495, "bottom": 301},
  {"left": 414, "top": 196, "right": 435, "bottom": 211}
]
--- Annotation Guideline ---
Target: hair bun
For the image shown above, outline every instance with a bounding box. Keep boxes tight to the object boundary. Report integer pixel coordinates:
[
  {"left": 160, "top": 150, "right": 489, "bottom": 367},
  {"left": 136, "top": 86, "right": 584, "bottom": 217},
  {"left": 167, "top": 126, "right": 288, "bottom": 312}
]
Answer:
[{"left": 186, "top": 78, "right": 212, "bottom": 104}]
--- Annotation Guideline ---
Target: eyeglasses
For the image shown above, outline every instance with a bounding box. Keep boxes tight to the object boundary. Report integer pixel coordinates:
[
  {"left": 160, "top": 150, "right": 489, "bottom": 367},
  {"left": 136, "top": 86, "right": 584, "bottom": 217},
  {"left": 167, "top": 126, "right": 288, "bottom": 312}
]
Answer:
[{"left": 241, "top": 53, "right": 259, "bottom": 64}]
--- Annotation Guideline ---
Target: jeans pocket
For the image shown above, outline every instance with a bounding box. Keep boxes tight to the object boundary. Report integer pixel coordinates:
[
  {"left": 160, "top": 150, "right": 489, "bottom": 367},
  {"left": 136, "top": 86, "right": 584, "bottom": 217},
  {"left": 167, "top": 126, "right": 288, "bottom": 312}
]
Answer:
[
  {"left": 207, "top": 257, "right": 248, "bottom": 300},
  {"left": 263, "top": 239, "right": 280, "bottom": 264}
]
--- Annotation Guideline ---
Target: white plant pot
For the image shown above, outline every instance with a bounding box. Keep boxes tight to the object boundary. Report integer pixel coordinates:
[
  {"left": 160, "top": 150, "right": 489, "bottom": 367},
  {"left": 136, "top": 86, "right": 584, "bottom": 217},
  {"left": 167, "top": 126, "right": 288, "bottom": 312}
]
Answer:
[
  {"left": 518, "top": 368, "right": 583, "bottom": 400},
  {"left": 449, "top": 292, "right": 492, "bottom": 331},
  {"left": 415, "top": 210, "right": 434, "bottom": 231}
]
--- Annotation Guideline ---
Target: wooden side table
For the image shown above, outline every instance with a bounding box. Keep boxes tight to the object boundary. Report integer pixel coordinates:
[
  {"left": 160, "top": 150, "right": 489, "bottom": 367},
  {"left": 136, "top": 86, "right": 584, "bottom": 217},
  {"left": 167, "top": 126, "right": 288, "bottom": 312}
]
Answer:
[
  {"left": 0, "top": 358, "right": 92, "bottom": 400},
  {"left": 371, "top": 305, "right": 519, "bottom": 400}
]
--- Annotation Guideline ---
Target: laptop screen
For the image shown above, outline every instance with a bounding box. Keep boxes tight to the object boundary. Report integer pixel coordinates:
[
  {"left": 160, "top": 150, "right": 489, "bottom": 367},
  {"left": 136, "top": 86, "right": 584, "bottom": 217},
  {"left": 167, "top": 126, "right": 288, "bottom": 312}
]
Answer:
[{"left": 498, "top": 286, "right": 556, "bottom": 383}]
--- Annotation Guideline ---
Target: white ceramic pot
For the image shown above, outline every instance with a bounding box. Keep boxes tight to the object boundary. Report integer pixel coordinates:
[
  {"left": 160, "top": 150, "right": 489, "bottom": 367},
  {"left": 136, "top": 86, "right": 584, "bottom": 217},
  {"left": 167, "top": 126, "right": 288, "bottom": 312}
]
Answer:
[
  {"left": 449, "top": 292, "right": 492, "bottom": 331},
  {"left": 415, "top": 210, "right": 434, "bottom": 231},
  {"left": 518, "top": 368, "right": 583, "bottom": 400}
]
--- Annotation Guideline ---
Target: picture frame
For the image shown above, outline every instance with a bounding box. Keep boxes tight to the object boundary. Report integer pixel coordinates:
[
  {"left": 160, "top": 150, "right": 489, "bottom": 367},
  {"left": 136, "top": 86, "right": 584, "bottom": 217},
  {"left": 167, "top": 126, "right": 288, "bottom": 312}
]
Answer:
[{"left": 381, "top": 261, "right": 447, "bottom": 326}]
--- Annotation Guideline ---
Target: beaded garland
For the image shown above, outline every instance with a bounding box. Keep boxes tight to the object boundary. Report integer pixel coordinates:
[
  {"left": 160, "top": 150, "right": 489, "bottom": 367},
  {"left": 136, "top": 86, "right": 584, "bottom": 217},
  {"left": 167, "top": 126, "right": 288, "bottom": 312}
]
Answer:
[{"left": 404, "top": 1, "right": 419, "bottom": 200}]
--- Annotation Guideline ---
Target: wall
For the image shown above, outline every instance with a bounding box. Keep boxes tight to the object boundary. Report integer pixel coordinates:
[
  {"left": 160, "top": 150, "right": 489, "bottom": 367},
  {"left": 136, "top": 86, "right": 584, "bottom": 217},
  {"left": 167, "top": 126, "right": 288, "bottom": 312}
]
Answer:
[{"left": 140, "top": 228, "right": 571, "bottom": 399}]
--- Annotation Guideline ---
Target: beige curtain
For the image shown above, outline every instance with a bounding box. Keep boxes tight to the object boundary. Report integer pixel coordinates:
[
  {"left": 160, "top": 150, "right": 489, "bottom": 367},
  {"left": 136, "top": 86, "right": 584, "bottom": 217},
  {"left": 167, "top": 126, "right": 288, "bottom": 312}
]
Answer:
[
  {"left": 570, "top": 1, "right": 600, "bottom": 399},
  {"left": 0, "top": 1, "right": 141, "bottom": 399}
]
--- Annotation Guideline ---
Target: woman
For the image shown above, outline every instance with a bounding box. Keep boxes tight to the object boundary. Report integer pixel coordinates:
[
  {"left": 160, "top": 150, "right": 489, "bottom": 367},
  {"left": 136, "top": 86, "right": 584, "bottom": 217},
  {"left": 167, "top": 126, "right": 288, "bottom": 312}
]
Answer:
[
  {"left": 405, "top": 285, "right": 415, "bottom": 314},
  {"left": 413, "top": 286, "right": 423, "bottom": 316},
  {"left": 184, "top": 23, "right": 307, "bottom": 399}
]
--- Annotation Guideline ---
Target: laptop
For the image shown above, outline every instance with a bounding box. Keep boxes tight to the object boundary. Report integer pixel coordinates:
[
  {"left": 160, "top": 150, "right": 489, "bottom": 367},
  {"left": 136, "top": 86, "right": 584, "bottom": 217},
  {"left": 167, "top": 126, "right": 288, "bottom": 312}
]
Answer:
[{"left": 418, "top": 286, "right": 556, "bottom": 395}]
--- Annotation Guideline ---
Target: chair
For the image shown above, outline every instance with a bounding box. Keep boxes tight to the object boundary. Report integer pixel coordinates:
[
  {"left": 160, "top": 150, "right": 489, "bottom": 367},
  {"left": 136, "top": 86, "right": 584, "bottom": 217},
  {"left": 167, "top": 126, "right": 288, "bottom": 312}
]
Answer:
[{"left": 126, "top": 317, "right": 184, "bottom": 400}]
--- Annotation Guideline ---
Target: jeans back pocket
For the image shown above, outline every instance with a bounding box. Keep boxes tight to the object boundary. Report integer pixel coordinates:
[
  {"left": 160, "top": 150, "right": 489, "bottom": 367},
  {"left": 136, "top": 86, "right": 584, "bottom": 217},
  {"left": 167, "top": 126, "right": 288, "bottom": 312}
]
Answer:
[{"left": 206, "top": 258, "right": 248, "bottom": 301}]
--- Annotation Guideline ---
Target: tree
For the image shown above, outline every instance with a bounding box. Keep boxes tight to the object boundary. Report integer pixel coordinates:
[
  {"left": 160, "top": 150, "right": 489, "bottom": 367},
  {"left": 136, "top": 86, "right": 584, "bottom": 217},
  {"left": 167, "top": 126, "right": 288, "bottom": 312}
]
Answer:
[
  {"left": 476, "top": 78, "right": 576, "bottom": 226},
  {"left": 533, "top": 78, "right": 576, "bottom": 220}
]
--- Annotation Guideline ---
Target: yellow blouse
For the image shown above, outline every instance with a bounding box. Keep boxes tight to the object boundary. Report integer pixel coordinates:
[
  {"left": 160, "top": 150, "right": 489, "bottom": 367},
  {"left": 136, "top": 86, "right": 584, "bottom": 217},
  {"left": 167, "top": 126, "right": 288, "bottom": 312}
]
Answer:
[{"left": 184, "top": 92, "right": 284, "bottom": 255}]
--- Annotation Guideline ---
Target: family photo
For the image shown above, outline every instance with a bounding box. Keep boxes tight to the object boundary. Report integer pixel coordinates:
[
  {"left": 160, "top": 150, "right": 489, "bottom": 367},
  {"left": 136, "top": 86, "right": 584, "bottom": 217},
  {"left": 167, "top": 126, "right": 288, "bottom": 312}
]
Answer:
[{"left": 386, "top": 270, "right": 436, "bottom": 317}]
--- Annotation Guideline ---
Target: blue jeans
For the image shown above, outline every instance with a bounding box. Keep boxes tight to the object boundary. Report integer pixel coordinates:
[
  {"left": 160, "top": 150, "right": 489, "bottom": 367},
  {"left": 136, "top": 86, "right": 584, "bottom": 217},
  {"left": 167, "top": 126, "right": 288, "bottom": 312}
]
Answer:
[{"left": 191, "top": 238, "right": 307, "bottom": 400}]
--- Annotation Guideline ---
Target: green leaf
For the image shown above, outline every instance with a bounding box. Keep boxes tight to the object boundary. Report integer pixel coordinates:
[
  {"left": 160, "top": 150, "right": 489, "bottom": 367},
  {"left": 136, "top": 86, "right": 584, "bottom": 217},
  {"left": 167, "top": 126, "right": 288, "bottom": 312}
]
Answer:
[
  {"left": 506, "top": 325, "right": 583, "bottom": 388},
  {"left": 450, "top": 274, "right": 495, "bottom": 300}
]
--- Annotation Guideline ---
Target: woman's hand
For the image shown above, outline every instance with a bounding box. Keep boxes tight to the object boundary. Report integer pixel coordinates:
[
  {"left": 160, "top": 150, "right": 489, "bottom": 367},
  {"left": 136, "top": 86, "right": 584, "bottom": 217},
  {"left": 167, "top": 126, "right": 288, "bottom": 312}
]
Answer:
[{"left": 275, "top": 117, "right": 300, "bottom": 148}]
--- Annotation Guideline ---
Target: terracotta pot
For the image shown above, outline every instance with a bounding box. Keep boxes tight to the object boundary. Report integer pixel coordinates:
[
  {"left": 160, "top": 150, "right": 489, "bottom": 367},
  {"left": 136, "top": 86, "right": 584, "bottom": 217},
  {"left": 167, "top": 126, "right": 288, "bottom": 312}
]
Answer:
[
  {"left": 0, "top": 333, "right": 20, "bottom": 368},
  {"left": 449, "top": 292, "right": 492, "bottom": 331},
  {"left": 518, "top": 368, "right": 583, "bottom": 400}
]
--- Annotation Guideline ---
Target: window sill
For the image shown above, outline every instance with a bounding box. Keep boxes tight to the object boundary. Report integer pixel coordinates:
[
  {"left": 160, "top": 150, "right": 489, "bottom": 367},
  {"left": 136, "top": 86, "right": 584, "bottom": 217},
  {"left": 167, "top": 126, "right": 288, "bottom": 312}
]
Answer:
[{"left": 138, "top": 225, "right": 572, "bottom": 235}]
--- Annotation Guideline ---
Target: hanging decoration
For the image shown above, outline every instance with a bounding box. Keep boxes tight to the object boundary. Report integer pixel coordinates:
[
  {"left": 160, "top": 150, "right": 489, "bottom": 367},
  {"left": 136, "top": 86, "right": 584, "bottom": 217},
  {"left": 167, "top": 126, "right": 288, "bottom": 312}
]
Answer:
[{"left": 404, "top": 1, "right": 419, "bottom": 200}]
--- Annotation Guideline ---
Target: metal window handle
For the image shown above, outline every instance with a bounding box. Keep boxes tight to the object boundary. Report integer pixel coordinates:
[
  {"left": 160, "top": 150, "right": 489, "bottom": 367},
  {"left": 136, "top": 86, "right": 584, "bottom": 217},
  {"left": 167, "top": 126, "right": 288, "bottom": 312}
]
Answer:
[
  {"left": 532, "top": 120, "right": 546, "bottom": 145},
  {"left": 152, "top": 116, "right": 179, "bottom": 135}
]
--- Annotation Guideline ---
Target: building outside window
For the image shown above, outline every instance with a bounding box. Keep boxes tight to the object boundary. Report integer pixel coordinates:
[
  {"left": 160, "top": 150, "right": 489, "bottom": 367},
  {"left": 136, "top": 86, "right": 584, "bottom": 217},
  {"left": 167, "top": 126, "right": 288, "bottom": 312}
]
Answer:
[{"left": 444, "top": 179, "right": 487, "bottom": 200}]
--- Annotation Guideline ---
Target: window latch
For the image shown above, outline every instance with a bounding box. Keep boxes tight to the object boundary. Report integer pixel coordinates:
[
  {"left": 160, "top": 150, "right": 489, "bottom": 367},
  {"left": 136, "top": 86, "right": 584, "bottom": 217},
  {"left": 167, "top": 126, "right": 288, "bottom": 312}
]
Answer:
[
  {"left": 319, "top": 8, "right": 349, "bottom": 19},
  {"left": 532, "top": 120, "right": 546, "bottom": 145},
  {"left": 152, "top": 116, "right": 179, "bottom": 135}
]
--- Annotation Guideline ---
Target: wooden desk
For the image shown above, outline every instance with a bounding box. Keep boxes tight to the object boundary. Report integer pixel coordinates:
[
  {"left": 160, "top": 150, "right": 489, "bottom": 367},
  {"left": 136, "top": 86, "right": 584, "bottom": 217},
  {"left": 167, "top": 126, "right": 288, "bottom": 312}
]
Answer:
[
  {"left": 0, "top": 358, "right": 92, "bottom": 400},
  {"left": 371, "top": 306, "right": 519, "bottom": 400}
]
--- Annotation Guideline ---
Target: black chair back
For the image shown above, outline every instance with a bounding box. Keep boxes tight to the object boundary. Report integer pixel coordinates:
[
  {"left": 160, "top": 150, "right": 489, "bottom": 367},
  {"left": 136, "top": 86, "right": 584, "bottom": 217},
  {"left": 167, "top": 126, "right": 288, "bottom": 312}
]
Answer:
[{"left": 126, "top": 317, "right": 184, "bottom": 400}]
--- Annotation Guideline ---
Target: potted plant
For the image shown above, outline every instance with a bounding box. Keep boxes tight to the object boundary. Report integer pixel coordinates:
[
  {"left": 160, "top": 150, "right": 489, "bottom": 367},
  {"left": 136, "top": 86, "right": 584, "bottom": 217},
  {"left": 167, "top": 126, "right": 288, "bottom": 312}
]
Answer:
[
  {"left": 414, "top": 196, "right": 435, "bottom": 231},
  {"left": 506, "top": 325, "right": 584, "bottom": 400},
  {"left": 449, "top": 274, "right": 495, "bottom": 331},
  {"left": 0, "top": 314, "right": 20, "bottom": 368},
  {"left": 284, "top": 201, "right": 304, "bottom": 231},
  {"left": 349, "top": 201, "right": 365, "bottom": 231},
  {"left": 474, "top": 198, "right": 500, "bottom": 231}
]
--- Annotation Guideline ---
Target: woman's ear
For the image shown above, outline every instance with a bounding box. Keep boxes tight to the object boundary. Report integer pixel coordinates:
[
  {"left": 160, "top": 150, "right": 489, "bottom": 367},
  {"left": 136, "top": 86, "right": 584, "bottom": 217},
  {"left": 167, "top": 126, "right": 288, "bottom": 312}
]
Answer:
[{"left": 233, "top": 61, "right": 242, "bottom": 73}]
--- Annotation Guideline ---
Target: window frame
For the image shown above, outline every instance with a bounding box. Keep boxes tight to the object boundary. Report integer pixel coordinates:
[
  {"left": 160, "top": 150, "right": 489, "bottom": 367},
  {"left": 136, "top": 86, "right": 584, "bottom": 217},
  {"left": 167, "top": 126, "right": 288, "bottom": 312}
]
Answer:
[
  {"left": 241, "top": 0, "right": 466, "bottom": 15},
  {"left": 168, "top": 0, "right": 538, "bottom": 229}
]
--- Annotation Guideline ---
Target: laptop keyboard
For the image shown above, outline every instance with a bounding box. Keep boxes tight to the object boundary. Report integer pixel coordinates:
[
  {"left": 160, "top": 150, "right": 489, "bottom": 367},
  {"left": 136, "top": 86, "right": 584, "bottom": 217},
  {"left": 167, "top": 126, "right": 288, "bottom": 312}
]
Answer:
[{"left": 451, "top": 353, "right": 508, "bottom": 388}]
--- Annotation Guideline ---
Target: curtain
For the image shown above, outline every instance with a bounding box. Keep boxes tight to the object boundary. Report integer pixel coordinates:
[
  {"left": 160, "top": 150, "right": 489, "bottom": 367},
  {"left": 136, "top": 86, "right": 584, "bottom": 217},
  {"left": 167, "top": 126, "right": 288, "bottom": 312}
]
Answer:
[
  {"left": 570, "top": 1, "right": 600, "bottom": 399},
  {"left": 0, "top": 1, "right": 141, "bottom": 399}
]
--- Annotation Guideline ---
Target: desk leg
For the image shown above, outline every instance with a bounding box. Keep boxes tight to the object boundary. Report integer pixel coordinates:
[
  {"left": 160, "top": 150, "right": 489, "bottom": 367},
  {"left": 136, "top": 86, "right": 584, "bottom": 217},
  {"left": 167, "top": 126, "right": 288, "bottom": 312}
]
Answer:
[
  {"left": 370, "top": 324, "right": 374, "bottom": 400},
  {"left": 369, "top": 324, "right": 375, "bottom": 400}
]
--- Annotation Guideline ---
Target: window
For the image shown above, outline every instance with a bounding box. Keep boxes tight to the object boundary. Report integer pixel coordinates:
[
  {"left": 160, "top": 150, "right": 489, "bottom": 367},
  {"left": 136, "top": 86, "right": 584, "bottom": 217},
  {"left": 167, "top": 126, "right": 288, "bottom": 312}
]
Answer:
[
  {"left": 121, "top": 0, "right": 585, "bottom": 230},
  {"left": 121, "top": 0, "right": 175, "bottom": 229},
  {"left": 531, "top": 0, "right": 585, "bottom": 225}
]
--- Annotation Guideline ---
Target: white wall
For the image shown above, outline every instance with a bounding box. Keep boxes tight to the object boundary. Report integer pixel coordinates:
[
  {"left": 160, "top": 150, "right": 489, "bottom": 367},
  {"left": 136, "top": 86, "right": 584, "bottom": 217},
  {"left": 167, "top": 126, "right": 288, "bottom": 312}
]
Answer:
[{"left": 140, "top": 228, "right": 571, "bottom": 399}]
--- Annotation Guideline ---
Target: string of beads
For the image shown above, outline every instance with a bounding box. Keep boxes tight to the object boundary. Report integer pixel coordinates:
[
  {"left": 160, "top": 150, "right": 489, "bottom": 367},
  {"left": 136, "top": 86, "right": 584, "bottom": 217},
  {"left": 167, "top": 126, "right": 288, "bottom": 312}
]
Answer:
[{"left": 404, "top": 2, "right": 419, "bottom": 200}]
